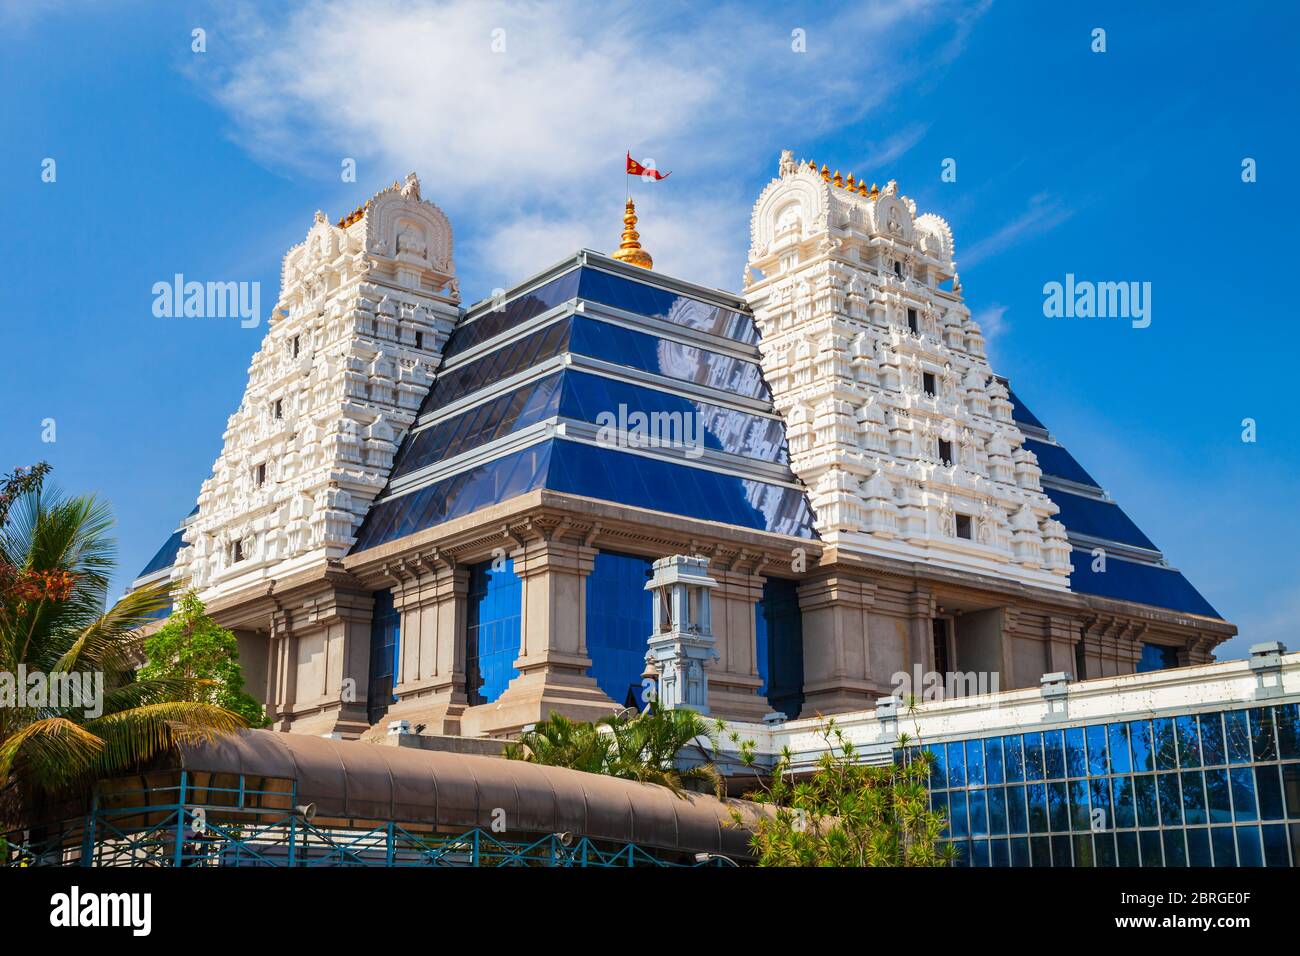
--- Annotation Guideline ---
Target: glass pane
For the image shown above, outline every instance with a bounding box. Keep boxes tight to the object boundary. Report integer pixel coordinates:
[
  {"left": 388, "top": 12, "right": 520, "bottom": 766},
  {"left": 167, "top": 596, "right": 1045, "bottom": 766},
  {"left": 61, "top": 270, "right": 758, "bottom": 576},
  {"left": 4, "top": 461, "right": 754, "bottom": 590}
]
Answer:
[
  {"left": 985, "top": 738, "right": 1004, "bottom": 785},
  {"left": 1087, "top": 724, "right": 1110, "bottom": 776},
  {"left": 1186, "top": 828, "right": 1212, "bottom": 866},
  {"left": 1027, "top": 783, "right": 1048, "bottom": 833},
  {"left": 1117, "top": 830, "right": 1140, "bottom": 867},
  {"left": 1069, "top": 780, "right": 1091, "bottom": 831},
  {"left": 1225, "top": 710, "right": 1252, "bottom": 764},
  {"left": 1175, "top": 715, "right": 1201, "bottom": 768},
  {"left": 1108, "top": 723, "right": 1133, "bottom": 775},
  {"left": 1236, "top": 826, "right": 1263, "bottom": 867},
  {"left": 1063, "top": 727, "right": 1086, "bottom": 777},
  {"left": 1255, "top": 765, "right": 1285, "bottom": 821},
  {"left": 1135, "top": 775, "right": 1160, "bottom": 828},
  {"left": 1262, "top": 824, "right": 1289, "bottom": 867},
  {"left": 1139, "top": 828, "right": 1164, "bottom": 867},
  {"left": 1023, "top": 733, "right": 1044, "bottom": 781},
  {"left": 947, "top": 742, "right": 966, "bottom": 788},
  {"left": 989, "top": 786, "right": 1007, "bottom": 835},
  {"left": 1211, "top": 826, "right": 1237, "bottom": 866},
  {"left": 1044, "top": 731, "right": 1065, "bottom": 780},
  {"left": 1112, "top": 776, "right": 1136, "bottom": 829},
  {"left": 1251, "top": 708, "right": 1278, "bottom": 761},
  {"left": 1231, "top": 768, "right": 1258, "bottom": 821},
  {"left": 1153, "top": 718, "right": 1178, "bottom": 770},
  {"left": 969, "top": 789, "right": 989, "bottom": 837},
  {"left": 1129, "top": 720, "right": 1154, "bottom": 772},
  {"left": 1157, "top": 773, "right": 1183, "bottom": 826},
  {"left": 1007, "top": 785, "right": 1028, "bottom": 834},
  {"left": 1048, "top": 781, "right": 1070, "bottom": 833},
  {"left": 1162, "top": 830, "right": 1187, "bottom": 867},
  {"left": 1181, "top": 771, "right": 1207, "bottom": 825},
  {"left": 1003, "top": 735, "right": 1025, "bottom": 782},
  {"left": 1200, "top": 712, "right": 1226, "bottom": 767},
  {"left": 1276, "top": 703, "right": 1300, "bottom": 759},
  {"left": 965, "top": 740, "right": 986, "bottom": 787},
  {"left": 1205, "top": 768, "right": 1233, "bottom": 823}
]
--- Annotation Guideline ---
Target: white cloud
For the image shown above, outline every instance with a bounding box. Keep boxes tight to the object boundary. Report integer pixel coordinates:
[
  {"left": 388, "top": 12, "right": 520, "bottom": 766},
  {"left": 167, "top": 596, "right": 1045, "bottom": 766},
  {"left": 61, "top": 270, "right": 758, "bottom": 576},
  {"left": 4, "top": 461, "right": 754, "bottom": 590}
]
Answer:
[
  {"left": 200, "top": 0, "right": 988, "bottom": 291},
  {"left": 855, "top": 121, "right": 931, "bottom": 175},
  {"left": 961, "top": 192, "right": 1074, "bottom": 268}
]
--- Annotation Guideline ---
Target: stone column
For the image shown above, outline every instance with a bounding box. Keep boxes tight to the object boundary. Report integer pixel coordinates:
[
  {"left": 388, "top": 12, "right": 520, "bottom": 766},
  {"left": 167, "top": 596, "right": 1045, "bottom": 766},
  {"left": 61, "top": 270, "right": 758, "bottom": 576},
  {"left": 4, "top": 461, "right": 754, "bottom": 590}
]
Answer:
[
  {"left": 707, "top": 568, "right": 770, "bottom": 721},
  {"left": 384, "top": 557, "right": 470, "bottom": 735},
  {"left": 797, "top": 573, "right": 885, "bottom": 714},
  {"left": 282, "top": 587, "right": 374, "bottom": 738},
  {"left": 463, "top": 539, "right": 616, "bottom": 736}
]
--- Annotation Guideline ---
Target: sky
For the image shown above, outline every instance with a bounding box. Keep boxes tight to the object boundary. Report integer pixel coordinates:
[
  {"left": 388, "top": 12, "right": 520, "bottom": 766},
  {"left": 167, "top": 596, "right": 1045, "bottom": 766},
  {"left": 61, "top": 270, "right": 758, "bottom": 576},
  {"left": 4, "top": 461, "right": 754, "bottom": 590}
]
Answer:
[{"left": 2, "top": 0, "right": 1296, "bottom": 662}]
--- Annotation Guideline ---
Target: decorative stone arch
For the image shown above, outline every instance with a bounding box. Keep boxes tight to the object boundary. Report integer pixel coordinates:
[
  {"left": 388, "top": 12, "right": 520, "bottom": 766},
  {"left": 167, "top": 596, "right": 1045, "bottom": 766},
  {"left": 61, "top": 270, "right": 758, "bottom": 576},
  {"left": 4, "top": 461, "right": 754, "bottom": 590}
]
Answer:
[
  {"left": 365, "top": 190, "right": 454, "bottom": 274},
  {"left": 749, "top": 170, "right": 831, "bottom": 257}
]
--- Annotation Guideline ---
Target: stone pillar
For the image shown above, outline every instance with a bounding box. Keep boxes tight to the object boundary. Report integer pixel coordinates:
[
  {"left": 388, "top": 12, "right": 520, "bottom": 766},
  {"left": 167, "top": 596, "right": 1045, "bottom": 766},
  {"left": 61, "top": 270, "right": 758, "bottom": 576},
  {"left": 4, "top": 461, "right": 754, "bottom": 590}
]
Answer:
[
  {"left": 707, "top": 568, "right": 770, "bottom": 721},
  {"left": 266, "top": 607, "right": 295, "bottom": 731},
  {"left": 282, "top": 587, "right": 374, "bottom": 738},
  {"left": 383, "top": 558, "right": 470, "bottom": 735},
  {"left": 463, "top": 539, "right": 615, "bottom": 736},
  {"left": 797, "top": 573, "right": 886, "bottom": 714}
]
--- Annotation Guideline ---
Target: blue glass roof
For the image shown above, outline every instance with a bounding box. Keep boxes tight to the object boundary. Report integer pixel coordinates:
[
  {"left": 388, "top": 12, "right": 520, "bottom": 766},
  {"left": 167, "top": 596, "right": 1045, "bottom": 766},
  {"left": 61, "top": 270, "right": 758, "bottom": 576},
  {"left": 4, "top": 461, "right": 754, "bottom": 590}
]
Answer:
[
  {"left": 135, "top": 505, "right": 197, "bottom": 579},
  {"left": 1068, "top": 548, "right": 1221, "bottom": 619}
]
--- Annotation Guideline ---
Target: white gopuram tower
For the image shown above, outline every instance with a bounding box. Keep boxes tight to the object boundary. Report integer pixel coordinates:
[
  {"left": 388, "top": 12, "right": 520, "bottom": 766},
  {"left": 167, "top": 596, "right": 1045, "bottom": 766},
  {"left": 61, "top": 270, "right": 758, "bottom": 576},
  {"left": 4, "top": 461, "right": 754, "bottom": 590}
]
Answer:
[
  {"left": 744, "top": 152, "right": 1071, "bottom": 588},
  {"left": 172, "top": 173, "right": 460, "bottom": 600},
  {"left": 644, "top": 555, "right": 720, "bottom": 714}
]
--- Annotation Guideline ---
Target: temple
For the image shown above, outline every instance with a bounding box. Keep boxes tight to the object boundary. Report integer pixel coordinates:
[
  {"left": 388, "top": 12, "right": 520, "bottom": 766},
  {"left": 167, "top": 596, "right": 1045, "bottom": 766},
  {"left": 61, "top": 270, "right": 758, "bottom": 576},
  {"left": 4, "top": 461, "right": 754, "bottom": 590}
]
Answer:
[{"left": 132, "top": 155, "right": 1234, "bottom": 741}]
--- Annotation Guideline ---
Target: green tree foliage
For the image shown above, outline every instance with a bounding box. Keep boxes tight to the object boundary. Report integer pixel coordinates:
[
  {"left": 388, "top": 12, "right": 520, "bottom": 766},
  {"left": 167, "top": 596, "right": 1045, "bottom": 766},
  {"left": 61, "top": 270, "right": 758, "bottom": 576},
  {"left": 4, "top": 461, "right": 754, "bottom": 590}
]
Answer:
[
  {"left": 0, "top": 469, "right": 245, "bottom": 830},
  {"left": 505, "top": 703, "right": 723, "bottom": 796},
  {"left": 732, "top": 718, "right": 955, "bottom": 866},
  {"left": 140, "top": 591, "right": 268, "bottom": 728}
]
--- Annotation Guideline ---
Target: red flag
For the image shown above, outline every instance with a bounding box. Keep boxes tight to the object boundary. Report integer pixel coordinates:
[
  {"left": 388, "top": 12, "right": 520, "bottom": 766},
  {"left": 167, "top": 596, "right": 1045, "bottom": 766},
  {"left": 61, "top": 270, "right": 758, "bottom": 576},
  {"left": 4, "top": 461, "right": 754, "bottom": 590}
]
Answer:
[{"left": 626, "top": 151, "right": 670, "bottom": 181}]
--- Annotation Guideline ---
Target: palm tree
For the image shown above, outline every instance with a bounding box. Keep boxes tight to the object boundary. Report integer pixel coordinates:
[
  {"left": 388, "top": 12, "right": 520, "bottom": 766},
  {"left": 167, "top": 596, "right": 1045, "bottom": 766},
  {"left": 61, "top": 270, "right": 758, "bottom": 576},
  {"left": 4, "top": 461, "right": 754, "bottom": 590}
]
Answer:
[
  {"left": 506, "top": 703, "right": 723, "bottom": 796},
  {"left": 0, "top": 473, "right": 245, "bottom": 833}
]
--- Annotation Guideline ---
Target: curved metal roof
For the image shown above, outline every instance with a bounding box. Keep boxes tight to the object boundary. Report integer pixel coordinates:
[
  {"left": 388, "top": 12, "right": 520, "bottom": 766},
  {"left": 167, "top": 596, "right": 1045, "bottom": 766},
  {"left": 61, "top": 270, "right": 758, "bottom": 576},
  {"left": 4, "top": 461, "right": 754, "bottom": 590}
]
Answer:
[{"left": 176, "top": 729, "right": 765, "bottom": 858}]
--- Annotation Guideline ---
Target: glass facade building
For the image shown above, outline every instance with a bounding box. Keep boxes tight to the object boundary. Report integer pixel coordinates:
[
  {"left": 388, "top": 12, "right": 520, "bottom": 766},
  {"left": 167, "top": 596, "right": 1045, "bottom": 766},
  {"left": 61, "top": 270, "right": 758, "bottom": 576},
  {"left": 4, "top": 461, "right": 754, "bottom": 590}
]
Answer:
[
  {"left": 906, "top": 703, "right": 1300, "bottom": 866},
  {"left": 465, "top": 558, "right": 522, "bottom": 705},
  {"left": 585, "top": 551, "right": 654, "bottom": 708}
]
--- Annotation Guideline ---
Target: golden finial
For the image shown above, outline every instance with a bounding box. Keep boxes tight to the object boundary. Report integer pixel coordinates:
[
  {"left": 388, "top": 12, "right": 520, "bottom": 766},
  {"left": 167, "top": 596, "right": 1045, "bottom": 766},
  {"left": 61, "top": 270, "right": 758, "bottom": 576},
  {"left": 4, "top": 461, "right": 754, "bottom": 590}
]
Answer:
[
  {"left": 820, "top": 164, "right": 830, "bottom": 181},
  {"left": 611, "top": 198, "right": 653, "bottom": 270},
  {"left": 846, "top": 173, "right": 856, "bottom": 189},
  {"left": 832, "top": 170, "right": 843, "bottom": 187},
  {"left": 870, "top": 183, "right": 879, "bottom": 199},
  {"left": 808, "top": 159, "right": 817, "bottom": 171},
  {"left": 857, "top": 181, "right": 868, "bottom": 196}
]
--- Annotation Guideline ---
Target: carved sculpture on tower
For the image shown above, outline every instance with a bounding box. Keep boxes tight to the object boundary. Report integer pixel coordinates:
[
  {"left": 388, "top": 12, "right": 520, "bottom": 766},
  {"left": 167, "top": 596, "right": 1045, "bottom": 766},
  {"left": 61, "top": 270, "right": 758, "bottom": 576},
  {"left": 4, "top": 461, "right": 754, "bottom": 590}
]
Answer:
[
  {"left": 743, "top": 151, "right": 1072, "bottom": 588},
  {"left": 172, "top": 174, "right": 460, "bottom": 600}
]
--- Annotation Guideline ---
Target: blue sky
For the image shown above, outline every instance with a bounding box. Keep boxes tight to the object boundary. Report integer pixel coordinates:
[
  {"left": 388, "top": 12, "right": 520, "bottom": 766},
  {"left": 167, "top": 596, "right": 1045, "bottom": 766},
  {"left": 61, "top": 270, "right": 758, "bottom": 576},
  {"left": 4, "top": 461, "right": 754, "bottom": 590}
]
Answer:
[{"left": 2, "top": 0, "right": 1296, "bottom": 661}]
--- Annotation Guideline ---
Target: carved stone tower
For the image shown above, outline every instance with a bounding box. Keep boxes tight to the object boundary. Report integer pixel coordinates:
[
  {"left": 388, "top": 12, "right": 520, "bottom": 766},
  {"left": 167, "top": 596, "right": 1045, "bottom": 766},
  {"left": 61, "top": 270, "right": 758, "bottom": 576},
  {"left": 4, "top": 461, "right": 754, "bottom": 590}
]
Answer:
[
  {"left": 743, "top": 151, "right": 1071, "bottom": 588},
  {"left": 173, "top": 173, "right": 461, "bottom": 600},
  {"left": 644, "top": 555, "right": 720, "bottom": 714}
]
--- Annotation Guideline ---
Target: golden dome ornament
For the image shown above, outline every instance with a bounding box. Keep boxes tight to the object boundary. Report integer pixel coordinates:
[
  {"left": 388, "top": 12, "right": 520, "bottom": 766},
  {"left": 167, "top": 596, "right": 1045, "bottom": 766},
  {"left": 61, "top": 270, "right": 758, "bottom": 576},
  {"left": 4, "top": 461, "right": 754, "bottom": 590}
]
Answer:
[{"left": 611, "top": 198, "right": 653, "bottom": 270}]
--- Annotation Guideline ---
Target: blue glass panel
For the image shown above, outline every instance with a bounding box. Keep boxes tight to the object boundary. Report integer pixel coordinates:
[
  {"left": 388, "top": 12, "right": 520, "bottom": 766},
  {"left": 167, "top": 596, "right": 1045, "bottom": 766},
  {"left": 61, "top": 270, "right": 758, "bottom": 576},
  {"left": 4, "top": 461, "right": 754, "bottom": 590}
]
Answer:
[
  {"left": 544, "top": 439, "right": 817, "bottom": 538},
  {"left": 1251, "top": 708, "right": 1278, "bottom": 761},
  {"left": 991, "top": 838, "right": 1009, "bottom": 867},
  {"left": 1023, "top": 733, "right": 1044, "bottom": 781},
  {"left": 1157, "top": 773, "right": 1182, "bottom": 825},
  {"left": 1262, "top": 824, "right": 1290, "bottom": 867},
  {"left": 1139, "top": 643, "right": 1182, "bottom": 674},
  {"left": 1011, "top": 837, "right": 1030, "bottom": 866},
  {"left": 969, "top": 789, "right": 989, "bottom": 837},
  {"left": 1112, "top": 776, "right": 1136, "bottom": 828},
  {"left": 138, "top": 525, "right": 187, "bottom": 577},
  {"left": 988, "top": 786, "right": 1007, "bottom": 835},
  {"left": 1231, "top": 768, "right": 1258, "bottom": 821},
  {"left": 1276, "top": 703, "right": 1300, "bottom": 759},
  {"left": 1071, "top": 834, "right": 1093, "bottom": 867},
  {"left": 1206, "top": 768, "right": 1233, "bottom": 823},
  {"left": 1003, "top": 735, "right": 1025, "bottom": 782},
  {"left": 949, "top": 793, "right": 968, "bottom": 838},
  {"left": 1211, "top": 826, "right": 1237, "bottom": 866},
  {"left": 1255, "top": 765, "right": 1285, "bottom": 820},
  {"left": 947, "top": 743, "right": 966, "bottom": 788},
  {"left": 932, "top": 792, "right": 949, "bottom": 837},
  {"left": 569, "top": 317, "right": 770, "bottom": 400},
  {"left": 1007, "top": 785, "right": 1028, "bottom": 833},
  {"left": 1031, "top": 836, "right": 1051, "bottom": 867},
  {"left": 585, "top": 551, "right": 653, "bottom": 709},
  {"left": 1047, "top": 781, "right": 1069, "bottom": 832},
  {"left": 1021, "top": 437, "right": 1099, "bottom": 488},
  {"left": 1225, "top": 710, "right": 1252, "bottom": 764},
  {"left": 1181, "top": 771, "right": 1207, "bottom": 824},
  {"left": 1087, "top": 724, "right": 1110, "bottom": 776},
  {"left": 1027, "top": 783, "right": 1048, "bottom": 833},
  {"left": 1062, "top": 728, "right": 1085, "bottom": 777},
  {"left": 1139, "top": 829, "right": 1163, "bottom": 867},
  {"left": 985, "top": 737, "right": 1004, "bottom": 784},
  {"left": 1090, "top": 779, "right": 1113, "bottom": 830},
  {"left": 465, "top": 558, "right": 522, "bottom": 705},
  {"left": 1186, "top": 828, "right": 1212, "bottom": 866},
  {"left": 1285, "top": 765, "right": 1300, "bottom": 818},
  {"left": 1200, "top": 712, "right": 1226, "bottom": 767},
  {"left": 1163, "top": 830, "right": 1187, "bottom": 867},
  {"left": 929, "top": 745, "right": 947, "bottom": 789},
  {"left": 1129, "top": 720, "right": 1154, "bottom": 772},
  {"left": 1153, "top": 718, "right": 1178, "bottom": 770},
  {"left": 1069, "top": 550, "right": 1221, "bottom": 618},
  {"left": 1236, "top": 826, "right": 1263, "bottom": 867},
  {"left": 449, "top": 269, "right": 581, "bottom": 360},
  {"left": 1108, "top": 723, "right": 1132, "bottom": 775},
  {"left": 366, "top": 589, "right": 401, "bottom": 726},
  {"left": 1043, "top": 730, "right": 1065, "bottom": 779},
  {"left": 420, "top": 318, "right": 573, "bottom": 416},
  {"left": 1048, "top": 834, "right": 1069, "bottom": 867},
  {"left": 965, "top": 740, "right": 986, "bottom": 786},
  {"left": 1176, "top": 715, "right": 1201, "bottom": 769},
  {"left": 755, "top": 577, "right": 804, "bottom": 718},
  {"left": 1044, "top": 488, "right": 1157, "bottom": 551},
  {"left": 576, "top": 268, "right": 759, "bottom": 345},
  {"left": 1117, "top": 830, "right": 1139, "bottom": 867},
  {"left": 1135, "top": 775, "right": 1160, "bottom": 828},
  {"left": 970, "top": 839, "right": 990, "bottom": 867},
  {"left": 1094, "top": 831, "right": 1117, "bottom": 867},
  {"left": 1068, "top": 780, "right": 1091, "bottom": 831}
]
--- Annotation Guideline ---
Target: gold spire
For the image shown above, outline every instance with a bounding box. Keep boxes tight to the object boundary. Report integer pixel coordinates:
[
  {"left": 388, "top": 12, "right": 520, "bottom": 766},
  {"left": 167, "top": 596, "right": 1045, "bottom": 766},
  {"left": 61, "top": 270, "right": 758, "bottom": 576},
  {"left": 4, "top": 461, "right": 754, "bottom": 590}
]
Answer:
[{"left": 611, "top": 198, "right": 653, "bottom": 269}]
